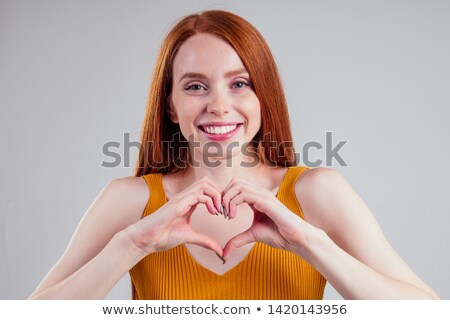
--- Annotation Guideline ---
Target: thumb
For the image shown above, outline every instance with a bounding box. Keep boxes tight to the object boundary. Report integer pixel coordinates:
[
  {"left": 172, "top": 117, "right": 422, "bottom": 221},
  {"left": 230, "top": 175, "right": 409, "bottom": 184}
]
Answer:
[
  {"left": 186, "top": 231, "right": 223, "bottom": 257},
  {"left": 222, "top": 227, "right": 256, "bottom": 262}
]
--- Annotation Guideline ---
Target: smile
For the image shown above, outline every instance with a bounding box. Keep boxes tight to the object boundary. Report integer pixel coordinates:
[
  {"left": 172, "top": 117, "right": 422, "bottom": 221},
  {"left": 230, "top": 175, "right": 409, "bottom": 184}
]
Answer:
[
  {"left": 202, "top": 124, "right": 237, "bottom": 134},
  {"left": 198, "top": 124, "right": 242, "bottom": 141}
]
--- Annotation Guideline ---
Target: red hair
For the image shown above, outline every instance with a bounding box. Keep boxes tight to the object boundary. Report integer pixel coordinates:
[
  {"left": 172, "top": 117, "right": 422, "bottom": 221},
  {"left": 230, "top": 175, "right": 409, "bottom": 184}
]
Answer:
[{"left": 134, "top": 10, "right": 297, "bottom": 176}]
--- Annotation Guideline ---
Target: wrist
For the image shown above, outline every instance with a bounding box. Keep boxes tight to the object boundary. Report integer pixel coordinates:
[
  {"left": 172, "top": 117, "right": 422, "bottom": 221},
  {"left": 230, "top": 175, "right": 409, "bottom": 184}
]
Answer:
[
  {"left": 292, "top": 224, "right": 329, "bottom": 263},
  {"left": 116, "top": 225, "right": 154, "bottom": 262}
]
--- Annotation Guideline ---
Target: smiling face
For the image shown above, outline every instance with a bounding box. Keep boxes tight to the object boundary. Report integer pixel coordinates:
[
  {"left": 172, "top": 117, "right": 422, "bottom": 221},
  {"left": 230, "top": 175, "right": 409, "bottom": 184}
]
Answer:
[{"left": 170, "top": 33, "right": 261, "bottom": 162}]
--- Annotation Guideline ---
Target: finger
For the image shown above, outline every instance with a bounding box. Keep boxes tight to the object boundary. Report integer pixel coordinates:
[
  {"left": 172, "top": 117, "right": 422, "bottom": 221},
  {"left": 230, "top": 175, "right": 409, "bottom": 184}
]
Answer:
[
  {"left": 222, "top": 227, "right": 256, "bottom": 261},
  {"left": 221, "top": 176, "right": 236, "bottom": 195},
  {"left": 194, "top": 176, "right": 223, "bottom": 195},
  {"left": 192, "top": 178, "right": 223, "bottom": 214},
  {"left": 222, "top": 176, "right": 244, "bottom": 195},
  {"left": 183, "top": 193, "right": 216, "bottom": 216},
  {"left": 205, "top": 179, "right": 223, "bottom": 198},
  {"left": 227, "top": 188, "right": 260, "bottom": 219},
  {"left": 230, "top": 189, "right": 291, "bottom": 227},
  {"left": 200, "top": 186, "right": 223, "bottom": 215},
  {"left": 186, "top": 231, "right": 223, "bottom": 257},
  {"left": 221, "top": 184, "right": 243, "bottom": 218},
  {"left": 221, "top": 177, "right": 240, "bottom": 216},
  {"left": 228, "top": 192, "right": 245, "bottom": 219},
  {"left": 222, "top": 180, "right": 261, "bottom": 219}
]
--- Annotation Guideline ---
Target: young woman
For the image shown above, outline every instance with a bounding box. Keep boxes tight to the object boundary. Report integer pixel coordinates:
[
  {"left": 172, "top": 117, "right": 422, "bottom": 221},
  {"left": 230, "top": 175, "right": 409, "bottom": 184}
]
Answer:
[{"left": 29, "top": 10, "right": 438, "bottom": 300}]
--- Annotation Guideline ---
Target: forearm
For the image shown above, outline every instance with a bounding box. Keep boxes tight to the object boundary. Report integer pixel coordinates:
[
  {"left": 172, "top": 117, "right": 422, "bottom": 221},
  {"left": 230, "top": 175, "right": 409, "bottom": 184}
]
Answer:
[
  {"left": 297, "top": 228, "right": 437, "bottom": 299},
  {"left": 29, "top": 230, "right": 148, "bottom": 300}
]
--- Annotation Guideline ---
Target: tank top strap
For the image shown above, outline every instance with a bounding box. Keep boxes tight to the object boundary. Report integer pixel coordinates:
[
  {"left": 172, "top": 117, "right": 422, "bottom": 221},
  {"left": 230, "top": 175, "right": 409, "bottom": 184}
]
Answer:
[
  {"left": 276, "top": 166, "right": 310, "bottom": 220},
  {"left": 141, "top": 173, "right": 166, "bottom": 218}
]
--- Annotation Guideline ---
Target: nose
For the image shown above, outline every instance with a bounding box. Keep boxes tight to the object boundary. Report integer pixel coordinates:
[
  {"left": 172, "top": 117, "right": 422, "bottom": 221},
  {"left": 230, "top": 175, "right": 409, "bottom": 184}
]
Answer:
[{"left": 206, "top": 89, "right": 230, "bottom": 115}]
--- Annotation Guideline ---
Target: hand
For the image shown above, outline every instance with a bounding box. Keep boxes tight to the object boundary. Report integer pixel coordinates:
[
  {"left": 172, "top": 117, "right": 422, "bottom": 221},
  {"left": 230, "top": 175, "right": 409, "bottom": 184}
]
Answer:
[
  {"left": 221, "top": 177, "right": 314, "bottom": 261},
  {"left": 130, "top": 176, "right": 224, "bottom": 257}
]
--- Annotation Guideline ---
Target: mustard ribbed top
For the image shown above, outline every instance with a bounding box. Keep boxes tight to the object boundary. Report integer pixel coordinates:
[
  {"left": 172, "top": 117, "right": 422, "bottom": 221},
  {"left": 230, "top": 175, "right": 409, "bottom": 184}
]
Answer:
[{"left": 129, "top": 166, "right": 326, "bottom": 299}]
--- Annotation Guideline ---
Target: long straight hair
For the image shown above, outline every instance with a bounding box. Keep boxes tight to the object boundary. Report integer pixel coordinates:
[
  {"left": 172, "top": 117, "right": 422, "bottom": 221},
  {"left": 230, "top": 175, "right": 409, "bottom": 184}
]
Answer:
[{"left": 134, "top": 10, "right": 297, "bottom": 177}]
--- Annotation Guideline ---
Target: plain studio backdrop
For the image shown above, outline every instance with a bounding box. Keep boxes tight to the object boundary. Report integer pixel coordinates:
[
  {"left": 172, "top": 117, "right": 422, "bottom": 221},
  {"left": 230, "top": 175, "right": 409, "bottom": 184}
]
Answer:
[{"left": 1, "top": 0, "right": 449, "bottom": 299}]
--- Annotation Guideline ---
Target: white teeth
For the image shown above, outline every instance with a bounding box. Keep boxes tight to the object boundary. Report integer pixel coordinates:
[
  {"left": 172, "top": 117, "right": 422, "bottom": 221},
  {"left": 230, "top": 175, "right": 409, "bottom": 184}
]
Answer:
[{"left": 203, "top": 124, "right": 237, "bottom": 135}]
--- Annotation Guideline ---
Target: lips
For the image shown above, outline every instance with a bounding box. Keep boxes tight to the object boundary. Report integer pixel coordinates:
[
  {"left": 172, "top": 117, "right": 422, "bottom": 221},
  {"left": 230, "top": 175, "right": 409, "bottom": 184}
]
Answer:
[{"left": 198, "top": 121, "right": 243, "bottom": 127}]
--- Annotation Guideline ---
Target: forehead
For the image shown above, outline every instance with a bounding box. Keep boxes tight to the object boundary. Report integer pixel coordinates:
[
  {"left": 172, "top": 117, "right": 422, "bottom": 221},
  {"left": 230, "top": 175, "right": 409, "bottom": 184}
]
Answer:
[{"left": 172, "top": 33, "right": 246, "bottom": 78}]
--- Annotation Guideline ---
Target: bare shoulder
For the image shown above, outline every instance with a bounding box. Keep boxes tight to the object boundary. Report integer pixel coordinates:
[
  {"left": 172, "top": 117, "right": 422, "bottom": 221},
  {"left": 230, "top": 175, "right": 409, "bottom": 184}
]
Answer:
[
  {"left": 74, "top": 175, "right": 150, "bottom": 240},
  {"left": 297, "top": 166, "right": 341, "bottom": 184},
  {"left": 295, "top": 167, "right": 344, "bottom": 200},
  {"left": 103, "top": 175, "right": 150, "bottom": 223},
  {"left": 294, "top": 167, "right": 349, "bottom": 230},
  {"left": 294, "top": 166, "right": 383, "bottom": 244}
]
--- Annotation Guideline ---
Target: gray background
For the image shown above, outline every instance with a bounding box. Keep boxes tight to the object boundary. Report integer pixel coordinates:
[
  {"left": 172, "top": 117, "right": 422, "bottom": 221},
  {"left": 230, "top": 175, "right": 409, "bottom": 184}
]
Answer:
[{"left": 1, "top": 0, "right": 449, "bottom": 299}]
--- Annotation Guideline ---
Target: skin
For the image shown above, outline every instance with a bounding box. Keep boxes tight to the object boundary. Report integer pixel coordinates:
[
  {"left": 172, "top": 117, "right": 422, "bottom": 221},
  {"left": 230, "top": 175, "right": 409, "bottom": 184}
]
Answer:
[
  {"left": 166, "top": 33, "right": 289, "bottom": 274},
  {"left": 28, "top": 33, "right": 439, "bottom": 299}
]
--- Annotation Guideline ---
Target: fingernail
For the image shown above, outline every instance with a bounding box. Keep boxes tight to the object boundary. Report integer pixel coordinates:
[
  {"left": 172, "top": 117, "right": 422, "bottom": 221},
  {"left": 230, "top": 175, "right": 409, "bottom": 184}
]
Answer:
[
  {"left": 217, "top": 203, "right": 222, "bottom": 214},
  {"left": 221, "top": 203, "right": 226, "bottom": 218},
  {"left": 215, "top": 253, "right": 226, "bottom": 264}
]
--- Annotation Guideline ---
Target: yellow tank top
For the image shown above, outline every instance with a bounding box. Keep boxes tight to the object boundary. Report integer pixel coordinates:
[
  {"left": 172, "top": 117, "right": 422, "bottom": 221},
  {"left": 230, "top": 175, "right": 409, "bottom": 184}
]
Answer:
[{"left": 129, "top": 166, "right": 326, "bottom": 299}]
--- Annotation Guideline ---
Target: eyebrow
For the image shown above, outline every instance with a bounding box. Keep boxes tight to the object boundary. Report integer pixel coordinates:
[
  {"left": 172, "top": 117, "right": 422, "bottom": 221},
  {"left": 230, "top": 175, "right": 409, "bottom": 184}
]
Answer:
[{"left": 178, "top": 68, "right": 249, "bottom": 83}]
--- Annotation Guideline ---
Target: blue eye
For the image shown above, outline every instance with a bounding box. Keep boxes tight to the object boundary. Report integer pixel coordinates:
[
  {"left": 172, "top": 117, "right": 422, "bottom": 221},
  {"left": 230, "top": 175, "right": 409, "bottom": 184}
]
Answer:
[
  {"left": 232, "top": 81, "right": 251, "bottom": 89},
  {"left": 186, "top": 84, "right": 205, "bottom": 91}
]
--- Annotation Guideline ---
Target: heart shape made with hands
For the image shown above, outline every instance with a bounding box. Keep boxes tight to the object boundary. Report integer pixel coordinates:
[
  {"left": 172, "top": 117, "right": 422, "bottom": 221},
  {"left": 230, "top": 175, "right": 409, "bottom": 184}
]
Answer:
[
  {"left": 161, "top": 169, "right": 289, "bottom": 276},
  {"left": 185, "top": 201, "right": 257, "bottom": 276}
]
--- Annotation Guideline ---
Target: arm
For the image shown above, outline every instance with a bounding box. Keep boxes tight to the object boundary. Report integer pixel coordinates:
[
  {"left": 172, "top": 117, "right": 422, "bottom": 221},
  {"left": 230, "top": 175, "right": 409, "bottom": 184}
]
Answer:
[
  {"left": 29, "top": 175, "right": 224, "bottom": 299},
  {"left": 28, "top": 177, "right": 150, "bottom": 299},
  {"left": 221, "top": 169, "right": 439, "bottom": 299},
  {"left": 295, "top": 167, "right": 439, "bottom": 299}
]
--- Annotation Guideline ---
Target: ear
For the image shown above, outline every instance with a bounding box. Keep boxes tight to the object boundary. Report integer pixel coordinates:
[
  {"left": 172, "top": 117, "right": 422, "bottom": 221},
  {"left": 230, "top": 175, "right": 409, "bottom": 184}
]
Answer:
[{"left": 167, "top": 98, "right": 179, "bottom": 123}]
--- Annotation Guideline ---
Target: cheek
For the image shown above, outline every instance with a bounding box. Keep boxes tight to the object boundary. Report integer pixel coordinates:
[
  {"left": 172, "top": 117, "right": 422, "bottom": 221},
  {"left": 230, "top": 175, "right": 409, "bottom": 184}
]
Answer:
[
  {"left": 241, "top": 96, "right": 261, "bottom": 125},
  {"left": 172, "top": 92, "right": 202, "bottom": 111},
  {"left": 171, "top": 100, "right": 202, "bottom": 137},
  {"left": 171, "top": 95, "right": 195, "bottom": 122}
]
